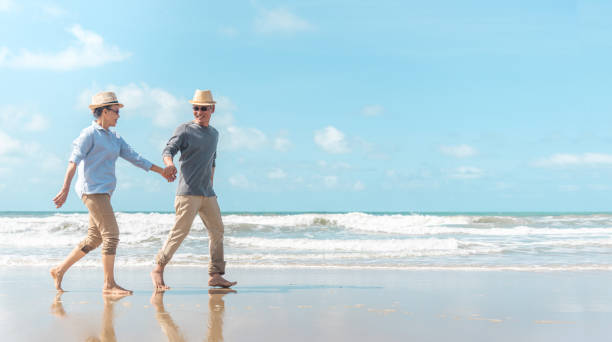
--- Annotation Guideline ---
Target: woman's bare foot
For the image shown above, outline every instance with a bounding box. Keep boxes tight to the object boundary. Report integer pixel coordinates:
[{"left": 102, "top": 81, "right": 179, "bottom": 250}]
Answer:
[
  {"left": 50, "top": 267, "right": 65, "bottom": 292},
  {"left": 151, "top": 268, "right": 170, "bottom": 291},
  {"left": 208, "top": 274, "right": 237, "bottom": 288},
  {"left": 50, "top": 292, "right": 66, "bottom": 317},
  {"left": 103, "top": 283, "right": 133, "bottom": 295}
]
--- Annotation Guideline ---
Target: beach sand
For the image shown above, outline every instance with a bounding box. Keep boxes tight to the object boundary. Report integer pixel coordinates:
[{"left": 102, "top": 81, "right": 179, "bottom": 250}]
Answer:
[{"left": 1, "top": 267, "right": 611, "bottom": 341}]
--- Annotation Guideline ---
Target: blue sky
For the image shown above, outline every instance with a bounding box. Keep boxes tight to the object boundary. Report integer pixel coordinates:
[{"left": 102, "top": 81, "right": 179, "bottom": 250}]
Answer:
[{"left": 1, "top": 1, "right": 612, "bottom": 212}]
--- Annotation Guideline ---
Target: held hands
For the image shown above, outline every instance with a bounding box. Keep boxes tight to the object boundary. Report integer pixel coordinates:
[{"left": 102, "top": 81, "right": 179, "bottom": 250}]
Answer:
[
  {"left": 53, "top": 188, "right": 69, "bottom": 208},
  {"left": 162, "top": 165, "right": 177, "bottom": 182}
]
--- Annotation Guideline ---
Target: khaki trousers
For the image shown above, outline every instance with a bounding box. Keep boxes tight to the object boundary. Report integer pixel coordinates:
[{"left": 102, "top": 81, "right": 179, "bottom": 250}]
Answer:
[
  {"left": 156, "top": 195, "right": 226, "bottom": 275},
  {"left": 77, "top": 194, "right": 120, "bottom": 255}
]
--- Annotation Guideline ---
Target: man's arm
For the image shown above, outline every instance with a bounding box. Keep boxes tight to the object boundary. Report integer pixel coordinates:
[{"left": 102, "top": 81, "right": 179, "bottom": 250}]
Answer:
[
  {"left": 162, "top": 155, "right": 177, "bottom": 180},
  {"left": 161, "top": 125, "right": 184, "bottom": 180}
]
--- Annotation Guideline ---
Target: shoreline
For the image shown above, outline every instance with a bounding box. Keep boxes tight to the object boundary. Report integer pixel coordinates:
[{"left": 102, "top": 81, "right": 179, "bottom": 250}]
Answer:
[
  {"left": 1, "top": 266, "right": 611, "bottom": 341},
  {"left": 3, "top": 263, "right": 612, "bottom": 272}
]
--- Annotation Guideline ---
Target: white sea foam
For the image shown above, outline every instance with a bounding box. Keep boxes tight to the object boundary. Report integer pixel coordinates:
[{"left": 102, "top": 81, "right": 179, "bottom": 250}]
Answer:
[
  {"left": 225, "top": 236, "right": 503, "bottom": 254},
  {"left": 2, "top": 212, "right": 612, "bottom": 270},
  {"left": 1, "top": 254, "right": 610, "bottom": 272}
]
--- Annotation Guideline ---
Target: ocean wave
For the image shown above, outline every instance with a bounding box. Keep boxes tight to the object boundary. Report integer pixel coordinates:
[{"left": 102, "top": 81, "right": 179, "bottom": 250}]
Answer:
[
  {"left": 4, "top": 212, "right": 612, "bottom": 236},
  {"left": 226, "top": 237, "right": 485, "bottom": 252},
  {"left": 1, "top": 254, "right": 610, "bottom": 272}
]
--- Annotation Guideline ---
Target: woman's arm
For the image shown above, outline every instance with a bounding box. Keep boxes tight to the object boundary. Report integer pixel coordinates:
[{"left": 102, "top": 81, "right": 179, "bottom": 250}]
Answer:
[{"left": 53, "top": 162, "right": 77, "bottom": 208}]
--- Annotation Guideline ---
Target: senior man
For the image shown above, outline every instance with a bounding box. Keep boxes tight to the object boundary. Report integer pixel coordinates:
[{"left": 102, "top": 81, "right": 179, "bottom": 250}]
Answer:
[{"left": 152, "top": 89, "right": 237, "bottom": 289}]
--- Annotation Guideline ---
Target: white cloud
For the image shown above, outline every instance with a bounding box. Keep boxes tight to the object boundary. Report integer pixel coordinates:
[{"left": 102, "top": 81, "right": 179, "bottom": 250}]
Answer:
[
  {"left": 25, "top": 114, "right": 48, "bottom": 132},
  {"left": 268, "top": 168, "right": 287, "bottom": 180},
  {"left": 42, "top": 4, "right": 66, "bottom": 17},
  {"left": 353, "top": 181, "right": 365, "bottom": 191},
  {"left": 273, "top": 130, "right": 292, "bottom": 152},
  {"left": 80, "top": 86, "right": 270, "bottom": 152},
  {"left": 255, "top": 8, "right": 314, "bottom": 34},
  {"left": 353, "top": 136, "right": 389, "bottom": 160},
  {"left": 274, "top": 136, "right": 291, "bottom": 152},
  {"left": 324, "top": 176, "right": 338, "bottom": 188},
  {"left": 361, "top": 105, "right": 384, "bottom": 117},
  {"left": 0, "top": 0, "right": 14, "bottom": 11},
  {"left": 224, "top": 126, "right": 267, "bottom": 151},
  {"left": 0, "top": 105, "right": 48, "bottom": 132},
  {"left": 210, "top": 96, "right": 270, "bottom": 151},
  {"left": 42, "top": 154, "right": 62, "bottom": 171},
  {"left": 0, "top": 130, "right": 62, "bottom": 173},
  {"left": 215, "top": 95, "right": 238, "bottom": 113},
  {"left": 79, "top": 83, "right": 186, "bottom": 128},
  {"left": 314, "top": 126, "right": 349, "bottom": 154},
  {"left": 450, "top": 166, "right": 483, "bottom": 179},
  {"left": 440, "top": 144, "right": 477, "bottom": 158},
  {"left": 229, "top": 174, "right": 252, "bottom": 188},
  {"left": 0, "top": 25, "right": 130, "bottom": 70},
  {"left": 534, "top": 153, "right": 612, "bottom": 167},
  {"left": 0, "top": 131, "right": 20, "bottom": 155}
]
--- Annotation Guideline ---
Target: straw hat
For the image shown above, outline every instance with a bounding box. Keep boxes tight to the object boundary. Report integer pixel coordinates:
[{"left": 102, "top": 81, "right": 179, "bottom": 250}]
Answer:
[
  {"left": 89, "top": 91, "right": 124, "bottom": 110},
  {"left": 189, "top": 89, "right": 216, "bottom": 105}
]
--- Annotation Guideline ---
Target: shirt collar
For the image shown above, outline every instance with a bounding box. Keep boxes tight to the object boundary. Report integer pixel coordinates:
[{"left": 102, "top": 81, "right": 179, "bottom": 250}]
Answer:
[{"left": 92, "top": 121, "right": 110, "bottom": 132}]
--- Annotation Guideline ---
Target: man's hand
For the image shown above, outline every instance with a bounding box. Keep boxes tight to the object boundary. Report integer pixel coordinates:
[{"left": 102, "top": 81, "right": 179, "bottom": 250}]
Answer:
[{"left": 163, "top": 165, "right": 177, "bottom": 182}]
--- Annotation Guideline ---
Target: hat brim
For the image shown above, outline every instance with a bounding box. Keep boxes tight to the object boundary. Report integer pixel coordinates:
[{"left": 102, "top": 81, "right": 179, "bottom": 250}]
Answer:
[
  {"left": 89, "top": 102, "right": 124, "bottom": 110},
  {"left": 189, "top": 100, "right": 216, "bottom": 105}
]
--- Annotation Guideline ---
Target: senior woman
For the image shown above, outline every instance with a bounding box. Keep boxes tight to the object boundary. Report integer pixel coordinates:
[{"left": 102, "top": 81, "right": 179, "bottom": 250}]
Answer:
[{"left": 51, "top": 91, "right": 174, "bottom": 295}]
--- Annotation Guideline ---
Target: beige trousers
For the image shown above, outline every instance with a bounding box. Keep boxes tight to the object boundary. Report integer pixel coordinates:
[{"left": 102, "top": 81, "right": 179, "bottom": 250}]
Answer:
[
  {"left": 77, "top": 194, "right": 120, "bottom": 255},
  {"left": 156, "top": 195, "right": 226, "bottom": 275}
]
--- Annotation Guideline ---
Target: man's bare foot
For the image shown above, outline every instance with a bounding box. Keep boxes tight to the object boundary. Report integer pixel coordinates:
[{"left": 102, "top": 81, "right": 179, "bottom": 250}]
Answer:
[
  {"left": 208, "top": 274, "right": 237, "bottom": 288},
  {"left": 50, "top": 267, "right": 64, "bottom": 292},
  {"left": 103, "top": 293, "right": 130, "bottom": 304},
  {"left": 103, "top": 283, "right": 133, "bottom": 295},
  {"left": 151, "top": 269, "right": 170, "bottom": 291},
  {"left": 150, "top": 290, "right": 165, "bottom": 311},
  {"left": 208, "top": 288, "right": 237, "bottom": 295}
]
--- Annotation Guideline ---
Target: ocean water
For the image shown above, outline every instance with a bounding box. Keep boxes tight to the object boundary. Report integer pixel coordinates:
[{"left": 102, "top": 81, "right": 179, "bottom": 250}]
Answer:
[{"left": 1, "top": 212, "right": 611, "bottom": 271}]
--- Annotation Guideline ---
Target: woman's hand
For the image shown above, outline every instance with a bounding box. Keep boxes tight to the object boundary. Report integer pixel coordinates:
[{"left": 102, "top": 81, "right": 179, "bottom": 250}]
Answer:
[
  {"left": 53, "top": 188, "right": 69, "bottom": 208},
  {"left": 53, "top": 162, "right": 77, "bottom": 209}
]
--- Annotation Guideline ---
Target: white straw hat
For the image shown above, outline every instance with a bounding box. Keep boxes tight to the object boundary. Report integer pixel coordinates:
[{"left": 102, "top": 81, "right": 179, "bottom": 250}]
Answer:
[
  {"left": 189, "top": 89, "right": 216, "bottom": 105},
  {"left": 89, "top": 91, "right": 124, "bottom": 110}
]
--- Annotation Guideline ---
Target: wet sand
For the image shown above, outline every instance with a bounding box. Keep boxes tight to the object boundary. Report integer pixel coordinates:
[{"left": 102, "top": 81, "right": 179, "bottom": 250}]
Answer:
[{"left": 1, "top": 267, "right": 611, "bottom": 341}]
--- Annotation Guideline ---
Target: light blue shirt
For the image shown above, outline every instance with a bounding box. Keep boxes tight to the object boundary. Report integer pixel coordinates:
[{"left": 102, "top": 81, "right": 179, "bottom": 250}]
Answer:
[{"left": 69, "top": 121, "right": 153, "bottom": 198}]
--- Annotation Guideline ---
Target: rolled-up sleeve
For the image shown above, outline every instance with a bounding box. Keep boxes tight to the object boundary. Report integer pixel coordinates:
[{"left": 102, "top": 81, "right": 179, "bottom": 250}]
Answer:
[
  {"left": 162, "top": 125, "right": 185, "bottom": 158},
  {"left": 119, "top": 137, "right": 153, "bottom": 171},
  {"left": 69, "top": 129, "right": 94, "bottom": 165}
]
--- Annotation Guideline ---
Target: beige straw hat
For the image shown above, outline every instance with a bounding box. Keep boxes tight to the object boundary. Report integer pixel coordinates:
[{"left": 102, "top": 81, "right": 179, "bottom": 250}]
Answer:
[
  {"left": 89, "top": 91, "right": 124, "bottom": 110},
  {"left": 189, "top": 89, "right": 216, "bottom": 105}
]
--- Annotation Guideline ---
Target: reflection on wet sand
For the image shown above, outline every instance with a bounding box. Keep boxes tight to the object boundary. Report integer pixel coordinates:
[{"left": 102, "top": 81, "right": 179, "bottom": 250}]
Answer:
[
  {"left": 207, "top": 289, "right": 236, "bottom": 342},
  {"left": 50, "top": 292, "right": 129, "bottom": 342},
  {"left": 150, "top": 291, "right": 186, "bottom": 342},
  {"left": 151, "top": 289, "right": 236, "bottom": 342},
  {"left": 50, "top": 292, "right": 66, "bottom": 317}
]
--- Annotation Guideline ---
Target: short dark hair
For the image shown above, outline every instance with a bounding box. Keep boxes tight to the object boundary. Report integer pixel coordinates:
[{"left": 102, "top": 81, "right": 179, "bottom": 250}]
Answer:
[{"left": 93, "top": 105, "right": 111, "bottom": 118}]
